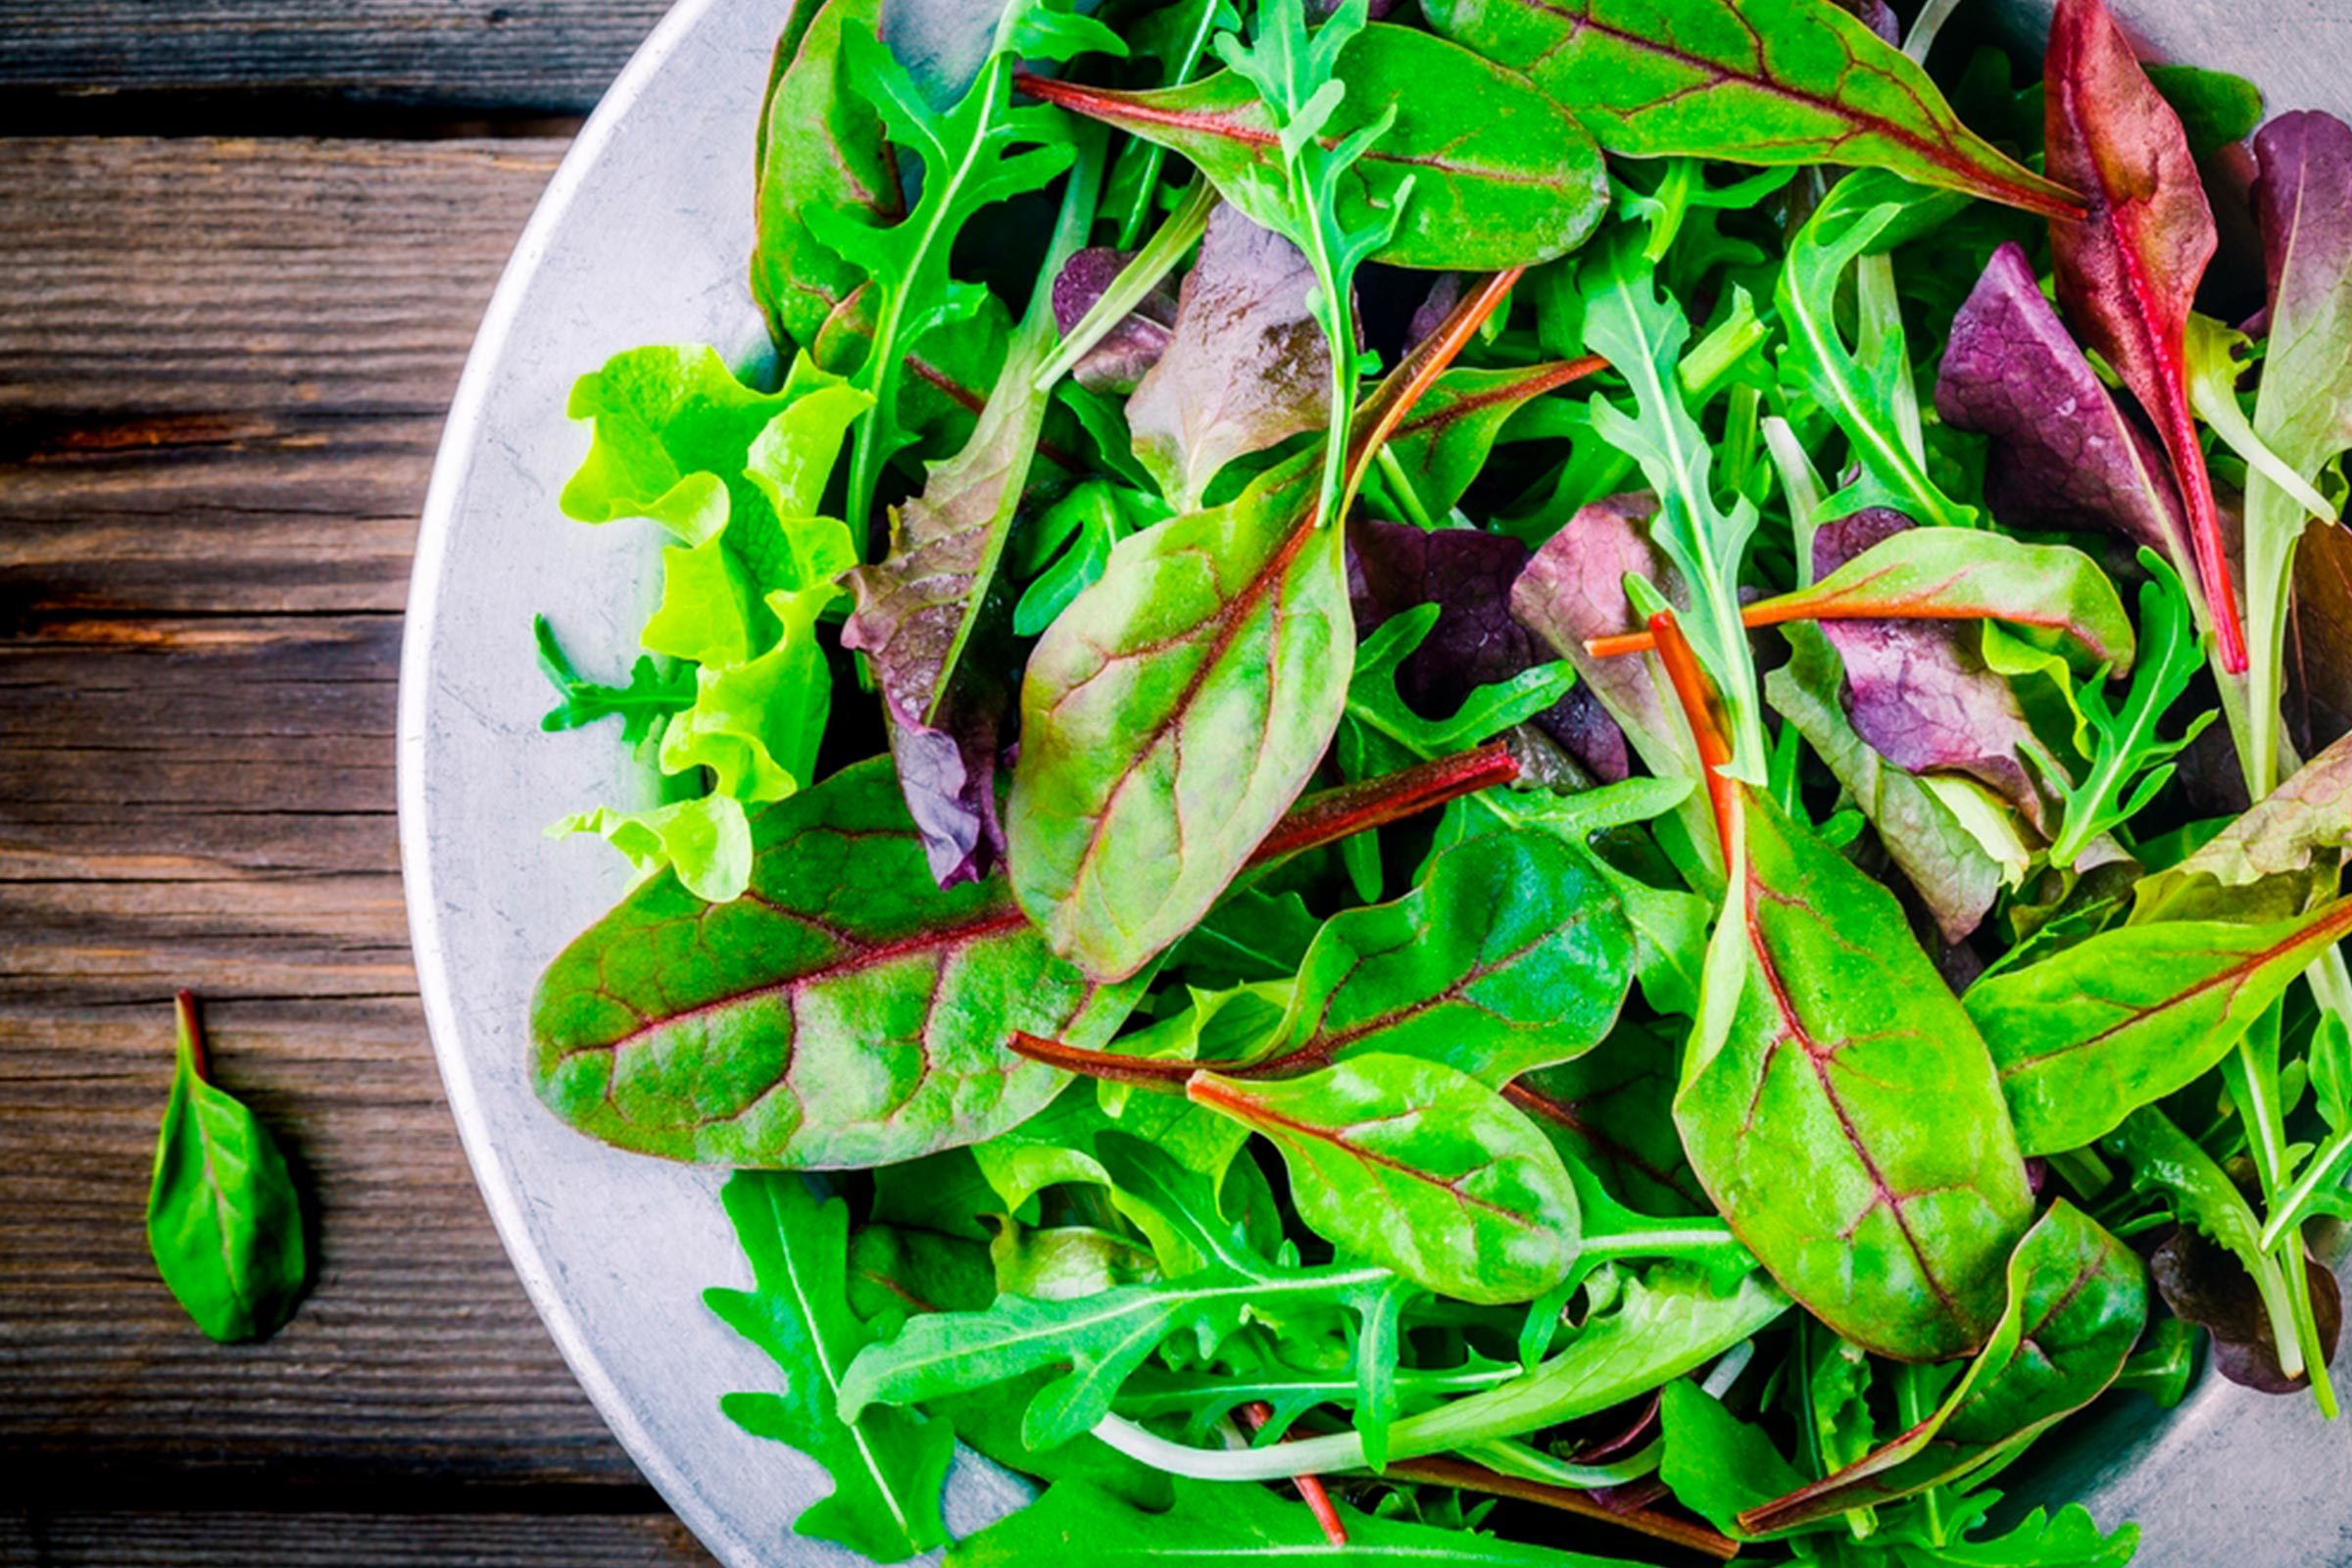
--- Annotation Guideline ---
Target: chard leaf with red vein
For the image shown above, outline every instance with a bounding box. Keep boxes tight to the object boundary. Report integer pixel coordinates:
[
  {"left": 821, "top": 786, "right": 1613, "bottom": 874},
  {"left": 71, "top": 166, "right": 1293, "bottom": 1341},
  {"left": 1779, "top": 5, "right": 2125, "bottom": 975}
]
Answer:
[
  {"left": 1124, "top": 203, "right": 1332, "bottom": 513},
  {"left": 2043, "top": 0, "right": 2245, "bottom": 673},
  {"left": 1420, "top": 0, "right": 2078, "bottom": 218},
  {"left": 841, "top": 148, "right": 1098, "bottom": 885},
  {"left": 2244, "top": 111, "right": 2352, "bottom": 794},
  {"left": 1018, "top": 22, "right": 1608, "bottom": 271},
  {"left": 1934, "top": 241, "right": 2191, "bottom": 566},
  {"left": 706, "top": 1171, "right": 956, "bottom": 1562},
  {"left": 1967, "top": 895, "right": 2352, "bottom": 1156},
  {"left": 1379, "top": 357, "right": 1606, "bottom": 519},
  {"left": 1738, "top": 1202, "right": 2145, "bottom": 1534},
  {"left": 1189, "top": 1054, "right": 1583, "bottom": 1304},
  {"left": 531, "top": 757, "right": 1147, "bottom": 1166}
]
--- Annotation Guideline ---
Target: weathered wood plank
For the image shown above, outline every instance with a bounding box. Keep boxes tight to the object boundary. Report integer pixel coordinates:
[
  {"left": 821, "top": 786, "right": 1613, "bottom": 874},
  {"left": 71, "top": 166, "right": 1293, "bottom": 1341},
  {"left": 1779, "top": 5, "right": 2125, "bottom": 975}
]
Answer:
[
  {"left": 0, "top": 1509, "right": 715, "bottom": 1567},
  {"left": 0, "top": 137, "right": 677, "bottom": 1507},
  {"left": 0, "top": 2, "right": 675, "bottom": 129}
]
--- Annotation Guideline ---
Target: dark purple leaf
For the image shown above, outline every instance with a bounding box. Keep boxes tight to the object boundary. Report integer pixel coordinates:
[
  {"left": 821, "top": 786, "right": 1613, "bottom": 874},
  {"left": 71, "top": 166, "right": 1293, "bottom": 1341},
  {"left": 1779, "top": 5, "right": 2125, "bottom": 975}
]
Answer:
[
  {"left": 1349, "top": 515, "right": 1627, "bottom": 781},
  {"left": 1308, "top": 0, "right": 1398, "bottom": 16},
  {"left": 2291, "top": 515, "right": 2352, "bottom": 758},
  {"left": 1935, "top": 241, "right": 2190, "bottom": 565},
  {"left": 1813, "top": 510, "right": 2051, "bottom": 827},
  {"left": 1126, "top": 204, "right": 1333, "bottom": 511},
  {"left": 2149, "top": 1225, "right": 2340, "bottom": 1395},
  {"left": 1050, "top": 246, "right": 1178, "bottom": 395},
  {"left": 1407, "top": 272, "right": 1467, "bottom": 349},
  {"left": 1838, "top": 0, "right": 1901, "bottom": 47}
]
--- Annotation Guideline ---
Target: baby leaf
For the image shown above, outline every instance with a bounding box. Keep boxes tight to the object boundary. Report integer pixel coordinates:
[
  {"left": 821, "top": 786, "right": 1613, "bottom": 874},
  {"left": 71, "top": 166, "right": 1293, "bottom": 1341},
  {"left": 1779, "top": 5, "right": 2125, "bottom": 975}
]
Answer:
[
  {"left": 532, "top": 758, "right": 1145, "bottom": 1167},
  {"left": 146, "top": 993, "right": 307, "bottom": 1344},
  {"left": 1421, "top": 0, "right": 2078, "bottom": 218},
  {"left": 1509, "top": 1028, "right": 1710, "bottom": 1215},
  {"left": 841, "top": 147, "right": 1098, "bottom": 884},
  {"left": 1124, "top": 202, "right": 1332, "bottom": 513},
  {"left": 532, "top": 614, "right": 691, "bottom": 755},
  {"left": 707, "top": 1172, "right": 955, "bottom": 1562},
  {"left": 1936, "top": 242, "right": 2192, "bottom": 567},
  {"left": 1968, "top": 896, "right": 2352, "bottom": 1156},
  {"left": 948, "top": 1477, "right": 1661, "bottom": 1568},
  {"left": 1018, "top": 23, "right": 1608, "bottom": 270},
  {"left": 1189, "top": 1053, "right": 1583, "bottom": 1303},
  {"left": 2043, "top": 0, "right": 2245, "bottom": 672},
  {"left": 1381, "top": 358, "right": 1606, "bottom": 518},
  {"left": 1247, "top": 829, "right": 1634, "bottom": 1084},
  {"left": 2135, "top": 727, "right": 2352, "bottom": 923},
  {"left": 1738, "top": 1202, "right": 2145, "bottom": 1534}
]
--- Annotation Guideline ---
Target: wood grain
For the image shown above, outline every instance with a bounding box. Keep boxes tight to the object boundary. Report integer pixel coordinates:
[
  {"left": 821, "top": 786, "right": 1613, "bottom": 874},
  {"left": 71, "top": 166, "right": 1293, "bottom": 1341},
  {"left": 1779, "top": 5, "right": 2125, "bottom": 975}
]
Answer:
[
  {"left": 0, "top": 137, "right": 714, "bottom": 1557},
  {"left": 0, "top": 2, "right": 675, "bottom": 131}
]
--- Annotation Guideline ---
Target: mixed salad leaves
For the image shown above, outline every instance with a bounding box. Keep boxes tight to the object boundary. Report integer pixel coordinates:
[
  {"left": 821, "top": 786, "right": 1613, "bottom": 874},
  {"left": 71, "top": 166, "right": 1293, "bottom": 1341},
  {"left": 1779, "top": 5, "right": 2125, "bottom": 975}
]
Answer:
[{"left": 525, "top": 0, "right": 2352, "bottom": 1560}]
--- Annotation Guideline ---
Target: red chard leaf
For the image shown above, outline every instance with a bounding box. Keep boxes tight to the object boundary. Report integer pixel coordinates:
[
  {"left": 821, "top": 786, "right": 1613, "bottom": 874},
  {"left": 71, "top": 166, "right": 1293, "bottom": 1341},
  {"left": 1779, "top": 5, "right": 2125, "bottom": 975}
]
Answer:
[
  {"left": 1936, "top": 241, "right": 2191, "bottom": 567},
  {"left": 2150, "top": 1225, "right": 2341, "bottom": 1396},
  {"left": 1350, "top": 516, "right": 1628, "bottom": 783},
  {"left": 1050, "top": 245, "right": 1178, "bottom": 396},
  {"left": 2043, "top": 0, "right": 2246, "bottom": 671}
]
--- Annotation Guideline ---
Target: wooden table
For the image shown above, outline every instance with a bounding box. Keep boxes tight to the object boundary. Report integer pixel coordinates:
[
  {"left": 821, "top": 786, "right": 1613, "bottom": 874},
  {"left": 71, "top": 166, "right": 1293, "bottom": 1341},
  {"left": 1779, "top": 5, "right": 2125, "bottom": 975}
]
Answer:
[{"left": 0, "top": 6, "right": 724, "bottom": 1561}]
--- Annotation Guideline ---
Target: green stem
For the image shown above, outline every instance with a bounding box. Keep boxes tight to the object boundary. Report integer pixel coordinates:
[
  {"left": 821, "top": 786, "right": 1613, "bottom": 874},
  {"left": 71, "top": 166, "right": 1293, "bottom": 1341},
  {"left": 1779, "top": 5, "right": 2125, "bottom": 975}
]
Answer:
[
  {"left": 1374, "top": 445, "right": 1439, "bottom": 531},
  {"left": 1894, "top": 1363, "right": 1945, "bottom": 1547},
  {"left": 1034, "top": 177, "right": 1215, "bottom": 392},
  {"left": 1112, "top": 2, "right": 1226, "bottom": 248}
]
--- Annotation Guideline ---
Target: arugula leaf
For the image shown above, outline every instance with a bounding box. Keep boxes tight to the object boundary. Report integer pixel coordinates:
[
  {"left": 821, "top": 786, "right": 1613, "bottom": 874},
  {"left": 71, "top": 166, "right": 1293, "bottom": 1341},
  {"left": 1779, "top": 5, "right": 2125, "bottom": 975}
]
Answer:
[
  {"left": 1899, "top": 1502, "right": 2139, "bottom": 1567},
  {"left": 1657, "top": 1380, "right": 1807, "bottom": 1536},
  {"left": 1190, "top": 1054, "right": 1584, "bottom": 1303},
  {"left": 1740, "top": 1202, "right": 2145, "bottom": 1533},
  {"left": 2038, "top": 552, "right": 2216, "bottom": 869},
  {"left": 532, "top": 614, "right": 691, "bottom": 755},
  {"left": 146, "top": 993, "right": 307, "bottom": 1344},
  {"left": 707, "top": 1172, "right": 955, "bottom": 1561}
]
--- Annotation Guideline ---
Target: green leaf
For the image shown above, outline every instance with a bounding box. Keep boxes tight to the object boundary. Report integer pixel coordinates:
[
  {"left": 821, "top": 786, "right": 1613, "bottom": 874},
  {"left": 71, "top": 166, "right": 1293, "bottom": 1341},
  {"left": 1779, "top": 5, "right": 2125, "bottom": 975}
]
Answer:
[
  {"left": 840, "top": 1137, "right": 1403, "bottom": 1451},
  {"left": 1738, "top": 1202, "right": 2146, "bottom": 1533},
  {"left": 1510, "top": 1023, "right": 1710, "bottom": 1215},
  {"left": 1006, "top": 460, "right": 1349, "bottom": 982},
  {"left": 146, "top": 994, "right": 307, "bottom": 1343},
  {"left": 657, "top": 586, "right": 835, "bottom": 802},
  {"left": 532, "top": 614, "right": 692, "bottom": 755},
  {"left": 947, "top": 1477, "right": 1658, "bottom": 1567},
  {"left": 1901, "top": 1502, "right": 2138, "bottom": 1566},
  {"left": 706, "top": 1173, "right": 955, "bottom": 1562},
  {"left": 560, "top": 344, "right": 799, "bottom": 547},
  {"left": 2144, "top": 64, "right": 2263, "bottom": 157},
  {"left": 1657, "top": 1380, "right": 1806, "bottom": 1536},
  {"left": 1421, "top": 0, "right": 2079, "bottom": 219},
  {"left": 2134, "top": 726, "right": 2352, "bottom": 924},
  {"left": 1383, "top": 359, "right": 1604, "bottom": 518},
  {"left": 1677, "top": 788, "right": 2035, "bottom": 1361},
  {"left": 1968, "top": 896, "right": 2352, "bottom": 1156},
  {"left": 1190, "top": 1054, "right": 1582, "bottom": 1303},
  {"left": 532, "top": 758, "right": 1145, "bottom": 1165},
  {"left": 1246, "top": 827, "right": 1633, "bottom": 1083},
  {"left": 1022, "top": 22, "right": 1609, "bottom": 271},
  {"left": 549, "top": 796, "right": 752, "bottom": 907}
]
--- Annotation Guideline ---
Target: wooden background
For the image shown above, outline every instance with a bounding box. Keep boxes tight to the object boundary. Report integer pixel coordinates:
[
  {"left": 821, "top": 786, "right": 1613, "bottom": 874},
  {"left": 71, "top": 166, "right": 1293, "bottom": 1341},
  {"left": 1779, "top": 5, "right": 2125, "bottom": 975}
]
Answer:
[{"left": 0, "top": 5, "right": 722, "bottom": 1562}]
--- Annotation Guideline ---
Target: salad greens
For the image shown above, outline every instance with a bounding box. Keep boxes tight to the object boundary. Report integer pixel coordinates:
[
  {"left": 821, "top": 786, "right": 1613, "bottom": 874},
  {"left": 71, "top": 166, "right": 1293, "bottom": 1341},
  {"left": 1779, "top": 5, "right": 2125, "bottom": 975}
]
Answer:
[{"left": 527, "top": 0, "right": 2352, "bottom": 1560}]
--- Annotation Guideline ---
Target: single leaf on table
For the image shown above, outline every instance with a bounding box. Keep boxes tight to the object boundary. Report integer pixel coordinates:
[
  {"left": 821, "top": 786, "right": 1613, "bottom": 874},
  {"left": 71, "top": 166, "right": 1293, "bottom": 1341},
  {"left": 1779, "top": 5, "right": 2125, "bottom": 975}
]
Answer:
[
  {"left": 841, "top": 1136, "right": 1406, "bottom": 1452},
  {"left": 707, "top": 1173, "right": 954, "bottom": 1562},
  {"left": 1661, "top": 607, "right": 2034, "bottom": 1362},
  {"left": 841, "top": 148, "right": 1097, "bottom": 884},
  {"left": 1738, "top": 1202, "right": 2146, "bottom": 1533},
  {"left": 2135, "top": 726, "right": 2352, "bottom": 923},
  {"left": 1968, "top": 895, "right": 2352, "bottom": 1156},
  {"left": 1189, "top": 1053, "right": 1584, "bottom": 1304},
  {"left": 1351, "top": 514, "right": 1628, "bottom": 783},
  {"left": 1017, "top": 22, "right": 1610, "bottom": 270},
  {"left": 1936, "top": 241, "right": 2192, "bottom": 567},
  {"left": 1767, "top": 622, "right": 2005, "bottom": 944},
  {"left": 752, "top": 0, "right": 900, "bottom": 351},
  {"left": 2044, "top": 0, "right": 2245, "bottom": 672},
  {"left": 1240, "top": 828, "right": 1634, "bottom": 1084},
  {"left": 1381, "top": 358, "right": 1608, "bottom": 519},
  {"left": 531, "top": 757, "right": 1145, "bottom": 1167},
  {"left": 1420, "top": 0, "right": 2079, "bottom": 218},
  {"left": 947, "top": 1477, "right": 1659, "bottom": 1568},
  {"left": 1125, "top": 202, "right": 1332, "bottom": 513},
  {"left": 146, "top": 993, "right": 307, "bottom": 1344}
]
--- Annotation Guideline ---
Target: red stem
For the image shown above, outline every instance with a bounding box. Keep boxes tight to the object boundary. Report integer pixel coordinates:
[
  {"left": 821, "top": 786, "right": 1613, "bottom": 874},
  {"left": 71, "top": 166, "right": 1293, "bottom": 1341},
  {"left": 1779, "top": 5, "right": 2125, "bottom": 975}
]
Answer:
[
  {"left": 174, "top": 990, "right": 208, "bottom": 1081},
  {"left": 1646, "top": 610, "right": 1741, "bottom": 867},
  {"left": 1246, "top": 742, "right": 1518, "bottom": 870},
  {"left": 2161, "top": 394, "right": 2249, "bottom": 674},
  {"left": 1007, "top": 1031, "right": 1197, "bottom": 1084},
  {"left": 1235, "top": 1401, "right": 1348, "bottom": 1547},
  {"left": 1379, "top": 1455, "right": 1740, "bottom": 1561},
  {"left": 1589, "top": 600, "right": 2016, "bottom": 661}
]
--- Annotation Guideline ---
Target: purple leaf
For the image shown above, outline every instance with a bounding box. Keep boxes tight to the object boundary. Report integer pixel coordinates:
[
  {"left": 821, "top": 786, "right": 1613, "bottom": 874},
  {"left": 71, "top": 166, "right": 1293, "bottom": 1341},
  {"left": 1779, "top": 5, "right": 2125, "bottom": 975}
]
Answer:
[
  {"left": 1350, "top": 516, "right": 1628, "bottom": 781},
  {"left": 1126, "top": 204, "right": 1333, "bottom": 511},
  {"left": 1407, "top": 272, "right": 1467, "bottom": 350},
  {"left": 1935, "top": 241, "right": 2190, "bottom": 566},
  {"left": 2150, "top": 1225, "right": 2340, "bottom": 1395},
  {"left": 1813, "top": 510, "right": 2051, "bottom": 828},
  {"left": 1050, "top": 245, "right": 1178, "bottom": 396}
]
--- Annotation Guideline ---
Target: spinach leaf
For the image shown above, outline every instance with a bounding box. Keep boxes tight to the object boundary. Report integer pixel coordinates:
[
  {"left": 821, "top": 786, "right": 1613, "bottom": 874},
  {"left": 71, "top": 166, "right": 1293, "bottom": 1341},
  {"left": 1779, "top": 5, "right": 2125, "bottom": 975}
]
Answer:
[
  {"left": 1422, "top": 0, "right": 2077, "bottom": 217},
  {"left": 1657, "top": 1380, "right": 1806, "bottom": 1536},
  {"left": 1509, "top": 1025, "right": 1709, "bottom": 1215},
  {"left": 1021, "top": 20, "right": 1608, "bottom": 271},
  {"left": 707, "top": 1173, "right": 955, "bottom": 1562},
  {"left": 1739, "top": 1203, "right": 2145, "bottom": 1533},
  {"left": 2044, "top": 0, "right": 2245, "bottom": 672},
  {"left": 1968, "top": 896, "right": 2352, "bottom": 1156},
  {"left": 146, "top": 993, "right": 307, "bottom": 1344},
  {"left": 533, "top": 757, "right": 1146, "bottom": 1166},
  {"left": 1189, "top": 1053, "right": 1584, "bottom": 1303},
  {"left": 947, "top": 1477, "right": 1658, "bottom": 1568}
]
